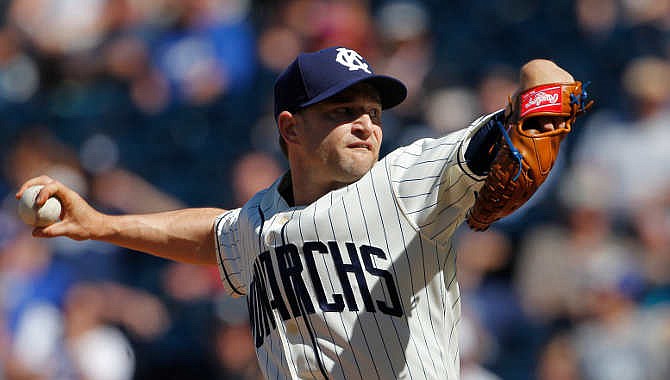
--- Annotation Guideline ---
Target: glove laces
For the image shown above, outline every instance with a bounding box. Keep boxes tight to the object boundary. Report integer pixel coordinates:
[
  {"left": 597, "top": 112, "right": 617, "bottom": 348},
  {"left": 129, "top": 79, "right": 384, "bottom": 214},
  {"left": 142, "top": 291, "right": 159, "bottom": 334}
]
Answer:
[
  {"left": 495, "top": 120, "right": 523, "bottom": 181},
  {"left": 570, "top": 81, "right": 591, "bottom": 112}
]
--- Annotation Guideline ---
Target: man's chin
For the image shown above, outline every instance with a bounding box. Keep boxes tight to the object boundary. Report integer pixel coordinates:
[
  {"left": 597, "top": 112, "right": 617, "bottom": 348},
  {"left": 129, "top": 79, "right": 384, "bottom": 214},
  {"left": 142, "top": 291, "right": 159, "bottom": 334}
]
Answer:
[{"left": 338, "top": 159, "right": 377, "bottom": 182}]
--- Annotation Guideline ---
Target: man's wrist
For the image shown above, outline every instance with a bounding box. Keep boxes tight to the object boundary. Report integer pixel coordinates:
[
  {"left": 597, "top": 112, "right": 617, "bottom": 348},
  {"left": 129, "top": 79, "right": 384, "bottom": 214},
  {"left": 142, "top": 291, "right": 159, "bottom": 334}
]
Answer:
[{"left": 465, "top": 111, "right": 504, "bottom": 176}]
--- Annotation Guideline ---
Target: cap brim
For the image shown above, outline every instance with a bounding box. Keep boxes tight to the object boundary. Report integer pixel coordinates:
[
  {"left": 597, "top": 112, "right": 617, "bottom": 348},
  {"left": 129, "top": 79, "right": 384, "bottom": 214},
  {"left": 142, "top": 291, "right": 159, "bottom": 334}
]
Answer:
[{"left": 298, "top": 75, "right": 407, "bottom": 111}]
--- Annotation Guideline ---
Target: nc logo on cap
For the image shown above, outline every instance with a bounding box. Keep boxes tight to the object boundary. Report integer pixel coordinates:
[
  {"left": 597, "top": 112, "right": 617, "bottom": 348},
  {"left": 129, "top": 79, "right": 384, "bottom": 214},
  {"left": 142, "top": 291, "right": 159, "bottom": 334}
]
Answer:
[{"left": 335, "top": 48, "right": 371, "bottom": 74}]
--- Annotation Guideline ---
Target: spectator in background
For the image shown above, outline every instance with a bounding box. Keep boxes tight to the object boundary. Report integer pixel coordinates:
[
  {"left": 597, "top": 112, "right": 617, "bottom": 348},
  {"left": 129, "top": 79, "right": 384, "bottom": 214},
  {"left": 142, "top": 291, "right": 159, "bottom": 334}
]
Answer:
[
  {"left": 514, "top": 163, "right": 632, "bottom": 324},
  {"left": 8, "top": 0, "right": 111, "bottom": 56},
  {"left": 574, "top": 56, "right": 670, "bottom": 219},
  {"left": 62, "top": 284, "right": 136, "bottom": 380},
  {"left": 151, "top": 0, "right": 256, "bottom": 106},
  {"left": 459, "top": 312, "right": 500, "bottom": 380},
  {"left": 0, "top": 1, "right": 668, "bottom": 379},
  {"left": 569, "top": 0, "right": 626, "bottom": 109},
  {"left": 516, "top": 162, "right": 670, "bottom": 380},
  {"left": 536, "top": 332, "right": 582, "bottom": 380},
  {"left": 214, "top": 297, "right": 264, "bottom": 380},
  {"left": 375, "top": 0, "right": 433, "bottom": 120},
  {"left": 476, "top": 66, "right": 518, "bottom": 115},
  {"left": 633, "top": 196, "right": 670, "bottom": 307},
  {"left": 0, "top": 26, "right": 39, "bottom": 105},
  {"left": 456, "top": 228, "right": 538, "bottom": 379},
  {"left": 231, "top": 151, "right": 284, "bottom": 206},
  {"left": 0, "top": 227, "right": 69, "bottom": 378},
  {"left": 571, "top": 253, "right": 670, "bottom": 380}
]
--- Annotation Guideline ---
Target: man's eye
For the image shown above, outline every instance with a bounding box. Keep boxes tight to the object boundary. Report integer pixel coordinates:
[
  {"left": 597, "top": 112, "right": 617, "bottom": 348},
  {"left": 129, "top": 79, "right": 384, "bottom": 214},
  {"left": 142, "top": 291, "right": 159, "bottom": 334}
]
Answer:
[
  {"left": 328, "top": 107, "right": 354, "bottom": 121},
  {"left": 369, "top": 109, "right": 383, "bottom": 123}
]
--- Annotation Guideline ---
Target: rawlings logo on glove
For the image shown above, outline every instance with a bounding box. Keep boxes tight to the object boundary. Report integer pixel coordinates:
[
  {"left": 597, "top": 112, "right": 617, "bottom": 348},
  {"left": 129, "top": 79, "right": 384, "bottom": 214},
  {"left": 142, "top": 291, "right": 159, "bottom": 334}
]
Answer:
[
  {"left": 466, "top": 70, "right": 594, "bottom": 231},
  {"left": 522, "top": 86, "right": 561, "bottom": 114}
]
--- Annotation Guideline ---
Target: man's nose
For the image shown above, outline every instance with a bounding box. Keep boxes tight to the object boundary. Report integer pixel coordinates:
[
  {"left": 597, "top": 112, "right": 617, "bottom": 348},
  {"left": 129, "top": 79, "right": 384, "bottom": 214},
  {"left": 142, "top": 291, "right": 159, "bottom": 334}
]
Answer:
[{"left": 352, "top": 113, "right": 373, "bottom": 137}]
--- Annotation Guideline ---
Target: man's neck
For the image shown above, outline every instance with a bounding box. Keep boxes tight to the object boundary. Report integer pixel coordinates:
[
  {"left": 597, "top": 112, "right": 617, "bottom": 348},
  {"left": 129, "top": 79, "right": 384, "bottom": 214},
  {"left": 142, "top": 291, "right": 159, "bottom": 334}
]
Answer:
[
  {"left": 283, "top": 168, "right": 347, "bottom": 207},
  {"left": 277, "top": 172, "right": 295, "bottom": 206}
]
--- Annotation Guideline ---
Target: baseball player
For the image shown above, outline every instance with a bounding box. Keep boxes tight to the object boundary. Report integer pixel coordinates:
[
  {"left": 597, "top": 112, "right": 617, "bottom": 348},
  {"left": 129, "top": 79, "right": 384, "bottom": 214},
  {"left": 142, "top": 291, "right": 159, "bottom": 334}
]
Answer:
[{"left": 17, "top": 46, "right": 592, "bottom": 379}]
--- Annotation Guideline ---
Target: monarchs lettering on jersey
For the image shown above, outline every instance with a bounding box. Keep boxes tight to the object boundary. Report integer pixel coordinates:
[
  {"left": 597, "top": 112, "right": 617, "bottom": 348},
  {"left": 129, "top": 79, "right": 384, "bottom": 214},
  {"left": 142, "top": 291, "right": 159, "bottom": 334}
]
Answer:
[{"left": 247, "top": 240, "right": 403, "bottom": 348}]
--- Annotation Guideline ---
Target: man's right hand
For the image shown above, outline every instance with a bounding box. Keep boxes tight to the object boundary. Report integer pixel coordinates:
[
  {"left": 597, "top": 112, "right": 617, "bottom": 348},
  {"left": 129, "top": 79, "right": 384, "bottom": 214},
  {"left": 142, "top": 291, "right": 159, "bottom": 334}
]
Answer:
[{"left": 16, "top": 175, "right": 105, "bottom": 241}]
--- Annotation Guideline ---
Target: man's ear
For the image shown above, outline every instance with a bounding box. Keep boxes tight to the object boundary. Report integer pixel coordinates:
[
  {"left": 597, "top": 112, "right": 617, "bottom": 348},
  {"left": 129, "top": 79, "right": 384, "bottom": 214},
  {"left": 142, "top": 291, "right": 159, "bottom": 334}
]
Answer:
[{"left": 277, "top": 111, "right": 300, "bottom": 146}]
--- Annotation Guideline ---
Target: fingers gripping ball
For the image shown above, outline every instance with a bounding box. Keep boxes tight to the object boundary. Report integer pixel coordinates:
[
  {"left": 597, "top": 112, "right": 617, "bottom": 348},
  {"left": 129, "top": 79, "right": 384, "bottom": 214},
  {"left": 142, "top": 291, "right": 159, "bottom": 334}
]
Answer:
[
  {"left": 18, "top": 185, "right": 62, "bottom": 227},
  {"left": 466, "top": 80, "right": 594, "bottom": 231}
]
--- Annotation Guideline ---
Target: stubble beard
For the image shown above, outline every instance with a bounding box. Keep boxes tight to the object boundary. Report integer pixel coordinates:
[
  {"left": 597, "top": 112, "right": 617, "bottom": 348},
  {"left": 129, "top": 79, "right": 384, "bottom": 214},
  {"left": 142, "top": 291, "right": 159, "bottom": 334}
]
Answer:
[{"left": 330, "top": 148, "right": 378, "bottom": 185}]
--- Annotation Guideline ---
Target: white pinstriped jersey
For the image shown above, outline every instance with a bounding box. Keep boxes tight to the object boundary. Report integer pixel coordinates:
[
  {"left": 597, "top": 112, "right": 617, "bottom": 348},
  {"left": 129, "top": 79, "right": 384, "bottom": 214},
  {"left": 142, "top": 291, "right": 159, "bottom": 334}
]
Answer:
[{"left": 215, "top": 111, "right": 500, "bottom": 379}]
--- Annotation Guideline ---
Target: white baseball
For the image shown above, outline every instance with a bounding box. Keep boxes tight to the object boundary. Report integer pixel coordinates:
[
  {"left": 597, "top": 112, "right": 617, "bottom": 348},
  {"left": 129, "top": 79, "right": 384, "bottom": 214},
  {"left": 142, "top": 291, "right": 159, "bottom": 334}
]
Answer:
[{"left": 18, "top": 185, "right": 62, "bottom": 227}]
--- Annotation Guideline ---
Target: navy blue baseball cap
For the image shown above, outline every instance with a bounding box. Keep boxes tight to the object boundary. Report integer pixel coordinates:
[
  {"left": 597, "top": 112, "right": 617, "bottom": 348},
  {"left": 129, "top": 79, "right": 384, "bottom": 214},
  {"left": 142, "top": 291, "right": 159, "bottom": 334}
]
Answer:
[{"left": 274, "top": 46, "right": 407, "bottom": 119}]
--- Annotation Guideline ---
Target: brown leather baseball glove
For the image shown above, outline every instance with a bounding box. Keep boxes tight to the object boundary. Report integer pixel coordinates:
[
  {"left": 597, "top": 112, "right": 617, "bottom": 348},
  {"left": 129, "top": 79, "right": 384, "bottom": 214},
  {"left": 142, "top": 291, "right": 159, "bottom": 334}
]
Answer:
[{"left": 466, "top": 61, "right": 594, "bottom": 231}]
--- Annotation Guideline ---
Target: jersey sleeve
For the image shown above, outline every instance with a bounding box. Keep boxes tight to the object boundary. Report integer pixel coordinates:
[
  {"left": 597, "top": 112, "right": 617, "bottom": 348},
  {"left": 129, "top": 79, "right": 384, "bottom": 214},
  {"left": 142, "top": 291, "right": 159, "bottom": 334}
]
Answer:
[
  {"left": 387, "top": 111, "right": 502, "bottom": 246},
  {"left": 214, "top": 208, "right": 247, "bottom": 297}
]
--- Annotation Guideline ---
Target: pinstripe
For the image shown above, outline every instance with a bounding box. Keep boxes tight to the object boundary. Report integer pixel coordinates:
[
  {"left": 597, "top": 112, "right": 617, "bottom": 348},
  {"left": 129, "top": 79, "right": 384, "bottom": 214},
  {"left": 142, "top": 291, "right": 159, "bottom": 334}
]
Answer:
[
  {"left": 311, "top": 202, "right": 346, "bottom": 376},
  {"left": 327, "top": 192, "right": 365, "bottom": 380},
  {"left": 447, "top": 317, "right": 461, "bottom": 350},
  {"left": 425, "top": 239, "right": 447, "bottom": 365},
  {"left": 441, "top": 243, "right": 456, "bottom": 332},
  {"left": 424, "top": 179, "right": 477, "bottom": 223},
  {"left": 396, "top": 191, "right": 433, "bottom": 199},
  {"left": 422, "top": 141, "right": 457, "bottom": 150},
  {"left": 283, "top": 211, "right": 320, "bottom": 380},
  {"left": 391, "top": 175, "right": 441, "bottom": 183},
  {"left": 297, "top": 210, "right": 333, "bottom": 377},
  {"left": 397, "top": 167, "right": 462, "bottom": 202},
  {"left": 268, "top": 216, "right": 295, "bottom": 380},
  {"left": 390, "top": 157, "right": 450, "bottom": 169},
  {"left": 340, "top": 191, "right": 382, "bottom": 380},
  {"left": 296, "top": 295, "right": 328, "bottom": 378},
  {"left": 396, "top": 142, "right": 456, "bottom": 158},
  {"left": 255, "top": 206, "right": 274, "bottom": 379},
  {"left": 355, "top": 182, "right": 398, "bottom": 379},
  {"left": 403, "top": 173, "right": 466, "bottom": 215},
  {"left": 384, "top": 159, "right": 438, "bottom": 377},
  {"left": 451, "top": 294, "right": 461, "bottom": 310},
  {"left": 395, "top": 157, "right": 458, "bottom": 197},
  {"left": 446, "top": 256, "right": 458, "bottom": 291},
  {"left": 369, "top": 173, "right": 418, "bottom": 380},
  {"left": 387, "top": 159, "right": 446, "bottom": 375},
  {"left": 278, "top": 220, "right": 320, "bottom": 380},
  {"left": 398, "top": 142, "right": 461, "bottom": 217},
  {"left": 215, "top": 214, "right": 246, "bottom": 296}
]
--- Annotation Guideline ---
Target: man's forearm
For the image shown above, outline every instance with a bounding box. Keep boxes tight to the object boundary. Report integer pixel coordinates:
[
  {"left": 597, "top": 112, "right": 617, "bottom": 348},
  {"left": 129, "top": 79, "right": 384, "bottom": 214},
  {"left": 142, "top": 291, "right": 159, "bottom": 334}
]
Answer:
[{"left": 97, "top": 208, "right": 225, "bottom": 265}]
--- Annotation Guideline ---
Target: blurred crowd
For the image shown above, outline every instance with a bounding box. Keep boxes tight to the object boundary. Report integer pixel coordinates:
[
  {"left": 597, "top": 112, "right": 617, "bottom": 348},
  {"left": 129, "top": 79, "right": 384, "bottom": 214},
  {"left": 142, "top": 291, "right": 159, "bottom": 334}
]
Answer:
[{"left": 0, "top": 0, "right": 668, "bottom": 379}]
